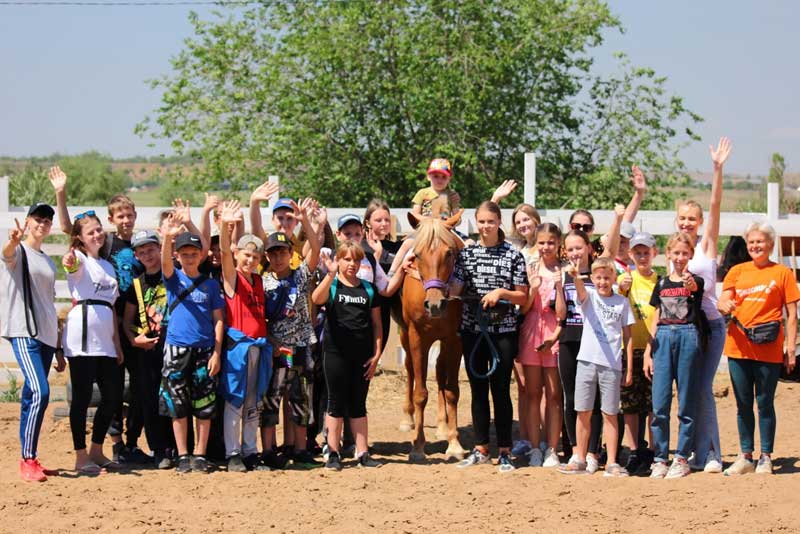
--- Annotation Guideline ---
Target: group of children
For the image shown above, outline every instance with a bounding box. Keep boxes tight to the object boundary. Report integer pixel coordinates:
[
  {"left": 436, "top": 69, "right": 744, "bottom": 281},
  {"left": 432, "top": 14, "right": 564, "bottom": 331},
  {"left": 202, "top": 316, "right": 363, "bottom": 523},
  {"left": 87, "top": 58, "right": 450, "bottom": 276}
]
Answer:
[{"left": 4, "top": 140, "right": 796, "bottom": 481}]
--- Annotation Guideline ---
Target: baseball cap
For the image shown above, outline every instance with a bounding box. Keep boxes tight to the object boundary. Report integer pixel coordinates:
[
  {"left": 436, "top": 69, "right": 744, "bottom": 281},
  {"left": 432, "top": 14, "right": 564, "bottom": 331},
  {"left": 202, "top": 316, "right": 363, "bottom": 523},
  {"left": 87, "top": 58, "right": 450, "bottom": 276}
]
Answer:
[
  {"left": 237, "top": 233, "right": 264, "bottom": 252},
  {"left": 27, "top": 202, "right": 55, "bottom": 220},
  {"left": 272, "top": 198, "right": 294, "bottom": 213},
  {"left": 337, "top": 213, "right": 362, "bottom": 230},
  {"left": 620, "top": 221, "right": 637, "bottom": 239},
  {"left": 427, "top": 158, "right": 452, "bottom": 177},
  {"left": 131, "top": 229, "right": 160, "bottom": 249},
  {"left": 630, "top": 232, "right": 656, "bottom": 249},
  {"left": 174, "top": 232, "right": 203, "bottom": 251},
  {"left": 265, "top": 232, "right": 293, "bottom": 251}
]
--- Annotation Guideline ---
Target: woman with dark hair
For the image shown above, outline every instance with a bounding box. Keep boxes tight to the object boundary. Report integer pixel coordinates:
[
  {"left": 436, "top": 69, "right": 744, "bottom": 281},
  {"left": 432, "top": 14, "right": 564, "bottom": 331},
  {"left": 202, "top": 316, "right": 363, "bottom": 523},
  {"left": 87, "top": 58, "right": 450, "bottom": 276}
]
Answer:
[
  {"left": 717, "top": 236, "right": 749, "bottom": 281},
  {"left": 62, "top": 211, "right": 123, "bottom": 475},
  {"left": 1, "top": 203, "right": 65, "bottom": 482}
]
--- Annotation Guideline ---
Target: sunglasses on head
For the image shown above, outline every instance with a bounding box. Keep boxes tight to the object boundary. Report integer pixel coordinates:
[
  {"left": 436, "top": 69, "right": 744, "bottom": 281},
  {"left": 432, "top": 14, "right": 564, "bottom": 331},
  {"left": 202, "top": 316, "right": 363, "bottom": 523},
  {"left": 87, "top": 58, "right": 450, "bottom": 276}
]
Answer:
[
  {"left": 570, "top": 222, "right": 593, "bottom": 233},
  {"left": 74, "top": 210, "right": 96, "bottom": 221}
]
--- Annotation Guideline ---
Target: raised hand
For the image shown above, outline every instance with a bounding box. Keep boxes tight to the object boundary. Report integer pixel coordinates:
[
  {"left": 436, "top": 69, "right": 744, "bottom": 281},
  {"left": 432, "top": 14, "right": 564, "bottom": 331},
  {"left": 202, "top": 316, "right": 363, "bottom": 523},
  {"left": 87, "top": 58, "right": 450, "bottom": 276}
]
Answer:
[
  {"left": 619, "top": 265, "right": 633, "bottom": 292},
  {"left": 320, "top": 250, "right": 338, "bottom": 274},
  {"left": 631, "top": 165, "right": 646, "bottom": 193},
  {"left": 47, "top": 166, "right": 67, "bottom": 193},
  {"left": 203, "top": 192, "right": 220, "bottom": 213},
  {"left": 614, "top": 203, "right": 625, "bottom": 218},
  {"left": 527, "top": 260, "right": 542, "bottom": 292},
  {"left": 163, "top": 213, "right": 184, "bottom": 238},
  {"left": 710, "top": 137, "right": 732, "bottom": 168},
  {"left": 171, "top": 198, "right": 192, "bottom": 226},
  {"left": 565, "top": 258, "right": 580, "bottom": 277},
  {"left": 219, "top": 199, "right": 243, "bottom": 226},
  {"left": 8, "top": 218, "right": 24, "bottom": 245},
  {"left": 62, "top": 248, "right": 77, "bottom": 271},
  {"left": 491, "top": 180, "right": 518, "bottom": 204},
  {"left": 250, "top": 180, "right": 280, "bottom": 204}
]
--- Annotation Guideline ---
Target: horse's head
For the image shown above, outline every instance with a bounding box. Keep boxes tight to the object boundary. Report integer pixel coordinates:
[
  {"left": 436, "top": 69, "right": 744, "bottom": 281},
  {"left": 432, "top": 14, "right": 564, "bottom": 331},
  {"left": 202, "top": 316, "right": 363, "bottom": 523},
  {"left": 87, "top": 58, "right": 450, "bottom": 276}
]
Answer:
[{"left": 408, "top": 209, "right": 464, "bottom": 318}]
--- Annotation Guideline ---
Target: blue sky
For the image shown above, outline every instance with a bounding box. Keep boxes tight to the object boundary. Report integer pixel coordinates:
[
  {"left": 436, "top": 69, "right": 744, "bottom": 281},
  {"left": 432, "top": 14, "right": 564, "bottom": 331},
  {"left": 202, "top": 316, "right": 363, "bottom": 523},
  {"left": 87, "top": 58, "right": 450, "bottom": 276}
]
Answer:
[{"left": 1, "top": 1, "right": 797, "bottom": 175}]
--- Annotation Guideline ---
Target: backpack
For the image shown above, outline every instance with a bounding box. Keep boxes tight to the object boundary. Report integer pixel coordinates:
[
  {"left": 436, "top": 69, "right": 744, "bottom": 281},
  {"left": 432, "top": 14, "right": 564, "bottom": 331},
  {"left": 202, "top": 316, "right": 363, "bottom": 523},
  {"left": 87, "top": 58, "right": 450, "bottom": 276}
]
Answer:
[{"left": 329, "top": 277, "right": 375, "bottom": 307}]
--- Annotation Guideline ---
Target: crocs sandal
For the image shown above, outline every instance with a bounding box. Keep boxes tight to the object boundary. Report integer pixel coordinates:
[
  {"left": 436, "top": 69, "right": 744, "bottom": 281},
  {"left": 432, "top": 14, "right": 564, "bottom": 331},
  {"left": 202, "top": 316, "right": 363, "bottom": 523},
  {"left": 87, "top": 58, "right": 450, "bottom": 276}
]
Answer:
[{"left": 76, "top": 462, "right": 104, "bottom": 476}]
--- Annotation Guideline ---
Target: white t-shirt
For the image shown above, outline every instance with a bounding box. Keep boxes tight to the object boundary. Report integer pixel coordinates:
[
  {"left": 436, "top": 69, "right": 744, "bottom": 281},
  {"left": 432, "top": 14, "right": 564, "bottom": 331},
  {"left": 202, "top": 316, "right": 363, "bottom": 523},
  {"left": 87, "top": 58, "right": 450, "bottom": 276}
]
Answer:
[
  {"left": 0, "top": 243, "right": 59, "bottom": 348},
  {"left": 63, "top": 250, "right": 119, "bottom": 357},
  {"left": 577, "top": 287, "right": 634, "bottom": 370},
  {"left": 357, "top": 256, "right": 389, "bottom": 292}
]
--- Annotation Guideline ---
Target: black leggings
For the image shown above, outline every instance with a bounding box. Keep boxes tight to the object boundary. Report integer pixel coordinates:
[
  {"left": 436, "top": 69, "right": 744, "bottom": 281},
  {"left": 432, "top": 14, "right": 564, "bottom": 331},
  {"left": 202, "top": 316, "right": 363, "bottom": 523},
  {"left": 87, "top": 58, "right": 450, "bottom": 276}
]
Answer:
[
  {"left": 323, "top": 339, "right": 371, "bottom": 418},
  {"left": 109, "top": 335, "right": 144, "bottom": 447},
  {"left": 68, "top": 356, "right": 123, "bottom": 451},
  {"left": 462, "top": 331, "right": 517, "bottom": 449},
  {"left": 135, "top": 345, "right": 174, "bottom": 454},
  {"left": 558, "top": 340, "right": 602, "bottom": 454}
]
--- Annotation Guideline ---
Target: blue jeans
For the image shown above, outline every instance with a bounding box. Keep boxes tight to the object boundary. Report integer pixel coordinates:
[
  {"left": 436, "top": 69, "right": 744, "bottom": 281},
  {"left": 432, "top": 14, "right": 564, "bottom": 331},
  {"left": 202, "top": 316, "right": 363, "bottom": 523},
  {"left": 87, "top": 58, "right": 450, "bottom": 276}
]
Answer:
[
  {"left": 10, "top": 338, "right": 55, "bottom": 459},
  {"left": 650, "top": 324, "right": 699, "bottom": 463},
  {"left": 692, "top": 317, "right": 725, "bottom": 464},
  {"left": 727, "top": 358, "right": 781, "bottom": 454}
]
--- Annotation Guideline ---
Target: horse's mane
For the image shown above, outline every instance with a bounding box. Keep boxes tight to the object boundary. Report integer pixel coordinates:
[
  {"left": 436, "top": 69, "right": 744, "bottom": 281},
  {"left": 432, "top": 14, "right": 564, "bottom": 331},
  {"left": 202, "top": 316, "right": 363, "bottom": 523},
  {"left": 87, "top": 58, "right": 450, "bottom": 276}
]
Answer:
[{"left": 413, "top": 217, "right": 458, "bottom": 255}]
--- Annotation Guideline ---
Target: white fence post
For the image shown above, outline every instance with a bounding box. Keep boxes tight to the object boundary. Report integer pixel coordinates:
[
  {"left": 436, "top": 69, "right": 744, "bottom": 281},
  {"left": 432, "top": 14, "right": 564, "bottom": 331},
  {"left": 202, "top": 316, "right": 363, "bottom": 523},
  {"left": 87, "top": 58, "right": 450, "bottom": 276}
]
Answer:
[
  {"left": 523, "top": 153, "right": 536, "bottom": 207},
  {"left": 268, "top": 175, "right": 280, "bottom": 209},
  {"left": 0, "top": 176, "right": 8, "bottom": 213},
  {"left": 767, "top": 182, "right": 780, "bottom": 262}
]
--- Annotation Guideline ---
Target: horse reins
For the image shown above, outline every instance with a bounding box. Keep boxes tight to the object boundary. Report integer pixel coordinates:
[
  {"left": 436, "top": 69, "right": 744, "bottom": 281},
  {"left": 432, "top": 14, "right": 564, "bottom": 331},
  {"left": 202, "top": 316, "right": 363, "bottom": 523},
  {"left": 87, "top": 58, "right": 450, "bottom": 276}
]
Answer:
[{"left": 456, "top": 296, "right": 512, "bottom": 380}]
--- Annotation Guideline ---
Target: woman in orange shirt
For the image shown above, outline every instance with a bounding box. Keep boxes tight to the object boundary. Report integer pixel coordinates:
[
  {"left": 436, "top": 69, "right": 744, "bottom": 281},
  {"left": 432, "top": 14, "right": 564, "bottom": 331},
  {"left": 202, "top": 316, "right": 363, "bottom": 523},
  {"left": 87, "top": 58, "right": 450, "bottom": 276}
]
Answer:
[{"left": 718, "top": 222, "right": 799, "bottom": 475}]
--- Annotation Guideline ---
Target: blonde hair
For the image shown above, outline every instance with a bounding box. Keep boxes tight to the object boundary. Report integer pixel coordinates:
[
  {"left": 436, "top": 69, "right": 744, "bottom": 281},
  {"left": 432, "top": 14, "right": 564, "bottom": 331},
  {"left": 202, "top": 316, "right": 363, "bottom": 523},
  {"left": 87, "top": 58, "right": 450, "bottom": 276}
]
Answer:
[
  {"left": 677, "top": 199, "right": 703, "bottom": 218},
  {"left": 666, "top": 232, "right": 695, "bottom": 253},
  {"left": 591, "top": 256, "right": 615, "bottom": 274},
  {"left": 107, "top": 194, "right": 136, "bottom": 216},
  {"left": 743, "top": 222, "right": 776, "bottom": 248},
  {"left": 511, "top": 203, "right": 541, "bottom": 245},
  {"left": 335, "top": 240, "right": 365, "bottom": 262}
]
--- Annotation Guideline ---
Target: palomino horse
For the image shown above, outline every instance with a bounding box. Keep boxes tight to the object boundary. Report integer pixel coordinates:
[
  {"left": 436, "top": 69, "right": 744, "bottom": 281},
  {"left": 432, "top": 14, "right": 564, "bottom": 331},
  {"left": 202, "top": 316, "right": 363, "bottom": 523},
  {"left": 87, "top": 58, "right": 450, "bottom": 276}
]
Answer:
[{"left": 398, "top": 211, "right": 466, "bottom": 462}]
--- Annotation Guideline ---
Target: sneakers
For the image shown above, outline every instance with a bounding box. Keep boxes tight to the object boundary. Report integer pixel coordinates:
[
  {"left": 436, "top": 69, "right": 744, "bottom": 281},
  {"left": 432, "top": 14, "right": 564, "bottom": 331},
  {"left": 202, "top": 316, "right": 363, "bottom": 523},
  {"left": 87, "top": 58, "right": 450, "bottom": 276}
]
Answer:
[
  {"left": 321, "top": 444, "right": 330, "bottom": 462},
  {"left": 665, "top": 458, "right": 690, "bottom": 479},
  {"left": 586, "top": 454, "right": 599, "bottom": 474},
  {"left": 497, "top": 452, "right": 515, "bottom": 473},
  {"left": 558, "top": 456, "right": 587, "bottom": 475},
  {"left": 325, "top": 451, "right": 342, "bottom": 471},
  {"left": 457, "top": 448, "right": 490, "bottom": 468},
  {"left": 357, "top": 452, "right": 382, "bottom": 468},
  {"left": 292, "top": 449, "right": 323, "bottom": 469},
  {"left": 243, "top": 454, "right": 261, "bottom": 471},
  {"left": 528, "top": 448, "right": 543, "bottom": 467},
  {"left": 755, "top": 455, "right": 773, "bottom": 475},
  {"left": 176, "top": 455, "right": 192, "bottom": 474},
  {"left": 649, "top": 461, "right": 669, "bottom": 479},
  {"left": 261, "top": 451, "right": 289, "bottom": 470},
  {"left": 227, "top": 454, "right": 247, "bottom": 473},
  {"left": 603, "top": 463, "right": 629, "bottom": 478},
  {"left": 511, "top": 440, "right": 532, "bottom": 458},
  {"left": 20, "top": 458, "right": 47, "bottom": 482},
  {"left": 126, "top": 447, "right": 152, "bottom": 464},
  {"left": 190, "top": 455, "right": 209, "bottom": 473},
  {"left": 31, "top": 458, "right": 59, "bottom": 476},
  {"left": 154, "top": 450, "right": 175, "bottom": 470},
  {"left": 112, "top": 442, "right": 128, "bottom": 464},
  {"left": 704, "top": 459, "right": 723, "bottom": 473},
  {"left": 542, "top": 447, "right": 560, "bottom": 468},
  {"left": 340, "top": 444, "right": 356, "bottom": 459},
  {"left": 724, "top": 455, "right": 755, "bottom": 476}
]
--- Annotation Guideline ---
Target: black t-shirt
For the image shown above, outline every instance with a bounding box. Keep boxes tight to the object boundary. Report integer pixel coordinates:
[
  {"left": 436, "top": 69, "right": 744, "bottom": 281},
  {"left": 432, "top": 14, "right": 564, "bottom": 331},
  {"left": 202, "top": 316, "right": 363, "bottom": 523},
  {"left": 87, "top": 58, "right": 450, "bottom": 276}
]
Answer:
[
  {"left": 123, "top": 270, "right": 168, "bottom": 345},
  {"left": 103, "top": 233, "right": 144, "bottom": 317},
  {"left": 649, "top": 275, "right": 705, "bottom": 325},
  {"left": 361, "top": 238, "right": 402, "bottom": 274},
  {"left": 560, "top": 270, "right": 594, "bottom": 343},
  {"left": 324, "top": 279, "right": 379, "bottom": 346}
]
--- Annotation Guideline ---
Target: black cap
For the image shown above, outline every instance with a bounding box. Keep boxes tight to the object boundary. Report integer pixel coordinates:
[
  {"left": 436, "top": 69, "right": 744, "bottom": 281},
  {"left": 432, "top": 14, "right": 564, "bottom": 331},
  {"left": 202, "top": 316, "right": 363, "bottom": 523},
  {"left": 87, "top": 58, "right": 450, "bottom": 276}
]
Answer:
[
  {"left": 265, "top": 232, "right": 293, "bottom": 251},
  {"left": 174, "top": 232, "right": 203, "bottom": 251},
  {"left": 27, "top": 202, "right": 55, "bottom": 220}
]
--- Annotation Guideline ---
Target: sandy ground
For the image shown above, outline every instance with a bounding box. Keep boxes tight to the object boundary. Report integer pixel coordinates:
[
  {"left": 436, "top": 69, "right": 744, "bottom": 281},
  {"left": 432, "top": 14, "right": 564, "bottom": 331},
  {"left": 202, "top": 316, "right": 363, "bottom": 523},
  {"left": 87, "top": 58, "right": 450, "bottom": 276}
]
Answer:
[{"left": 1, "top": 369, "right": 800, "bottom": 534}]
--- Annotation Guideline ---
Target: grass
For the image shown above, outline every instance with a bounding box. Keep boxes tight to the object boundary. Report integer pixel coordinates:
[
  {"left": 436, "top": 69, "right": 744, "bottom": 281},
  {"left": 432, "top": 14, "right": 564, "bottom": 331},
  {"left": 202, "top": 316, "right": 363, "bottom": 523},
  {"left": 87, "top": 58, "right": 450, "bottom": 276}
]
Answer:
[{"left": 0, "top": 371, "right": 20, "bottom": 403}]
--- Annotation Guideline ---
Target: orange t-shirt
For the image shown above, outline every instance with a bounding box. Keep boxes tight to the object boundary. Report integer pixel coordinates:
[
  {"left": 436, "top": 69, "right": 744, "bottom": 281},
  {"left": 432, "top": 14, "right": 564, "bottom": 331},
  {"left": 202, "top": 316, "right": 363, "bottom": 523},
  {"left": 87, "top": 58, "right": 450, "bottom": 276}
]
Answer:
[{"left": 722, "top": 262, "right": 800, "bottom": 363}]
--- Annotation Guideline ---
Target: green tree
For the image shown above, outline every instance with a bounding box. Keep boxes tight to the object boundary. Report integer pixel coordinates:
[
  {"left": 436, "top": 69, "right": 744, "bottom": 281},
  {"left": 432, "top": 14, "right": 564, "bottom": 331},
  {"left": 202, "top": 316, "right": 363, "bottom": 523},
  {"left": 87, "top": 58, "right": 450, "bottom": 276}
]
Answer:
[{"left": 138, "top": 0, "right": 700, "bottom": 208}]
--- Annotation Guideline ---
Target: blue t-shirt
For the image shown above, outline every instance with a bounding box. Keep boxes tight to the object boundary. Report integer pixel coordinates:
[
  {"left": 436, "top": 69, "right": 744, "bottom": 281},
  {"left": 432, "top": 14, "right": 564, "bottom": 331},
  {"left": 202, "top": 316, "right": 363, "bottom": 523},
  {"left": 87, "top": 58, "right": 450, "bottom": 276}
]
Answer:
[{"left": 164, "top": 269, "right": 224, "bottom": 348}]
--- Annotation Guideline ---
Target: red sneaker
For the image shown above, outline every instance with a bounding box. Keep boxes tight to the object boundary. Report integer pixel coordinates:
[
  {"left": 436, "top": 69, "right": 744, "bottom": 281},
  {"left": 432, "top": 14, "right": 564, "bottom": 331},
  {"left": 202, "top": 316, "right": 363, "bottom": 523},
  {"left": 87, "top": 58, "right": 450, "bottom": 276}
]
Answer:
[
  {"left": 20, "top": 459, "right": 47, "bottom": 482},
  {"left": 33, "top": 458, "right": 59, "bottom": 476}
]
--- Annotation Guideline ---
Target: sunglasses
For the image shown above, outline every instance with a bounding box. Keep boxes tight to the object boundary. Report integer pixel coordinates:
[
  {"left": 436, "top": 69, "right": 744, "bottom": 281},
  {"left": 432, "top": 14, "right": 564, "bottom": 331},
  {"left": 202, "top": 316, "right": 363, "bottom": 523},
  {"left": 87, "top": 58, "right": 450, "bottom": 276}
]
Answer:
[
  {"left": 74, "top": 210, "right": 96, "bottom": 221},
  {"left": 570, "top": 222, "right": 593, "bottom": 233}
]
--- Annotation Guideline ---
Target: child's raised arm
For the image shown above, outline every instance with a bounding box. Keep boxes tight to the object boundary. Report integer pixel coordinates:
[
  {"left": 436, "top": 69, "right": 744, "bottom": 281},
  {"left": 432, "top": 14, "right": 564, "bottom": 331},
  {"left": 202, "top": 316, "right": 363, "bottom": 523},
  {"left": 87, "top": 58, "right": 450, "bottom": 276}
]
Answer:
[
  {"left": 567, "top": 259, "right": 587, "bottom": 304},
  {"left": 249, "top": 180, "right": 280, "bottom": 243},
  {"left": 199, "top": 193, "right": 219, "bottom": 252},
  {"left": 172, "top": 198, "right": 208, "bottom": 258},
  {"left": 47, "top": 166, "right": 73, "bottom": 235},
  {"left": 219, "top": 200, "right": 243, "bottom": 298},
  {"left": 623, "top": 166, "right": 646, "bottom": 223},
  {"left": 599, "top": 204, "right": 625, "bottom": 260},
  {"left": 490, "top": 180, "right": 518, "bottom": 205},
  {"left": 161, "top": 214, "right": 181, "bottom": 279},
  {"left": 311, "top": 251, "right": 337, "bottom": 306},
  {"left": 294, "top": 198, "right": 320, "bottom": 271}
]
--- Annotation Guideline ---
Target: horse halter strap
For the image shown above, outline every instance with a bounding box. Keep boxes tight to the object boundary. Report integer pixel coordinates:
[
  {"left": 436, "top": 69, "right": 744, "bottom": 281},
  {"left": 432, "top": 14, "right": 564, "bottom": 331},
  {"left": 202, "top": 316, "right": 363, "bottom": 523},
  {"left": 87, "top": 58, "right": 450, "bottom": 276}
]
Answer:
[{"left": 422, "top": 278, "right": 449, "bottom": 291}]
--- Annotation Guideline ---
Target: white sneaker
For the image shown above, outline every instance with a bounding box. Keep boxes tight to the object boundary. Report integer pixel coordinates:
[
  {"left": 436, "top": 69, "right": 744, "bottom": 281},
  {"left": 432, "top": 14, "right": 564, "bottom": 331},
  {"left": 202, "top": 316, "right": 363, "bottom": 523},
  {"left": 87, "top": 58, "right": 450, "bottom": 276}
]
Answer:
[
  {"left": 586, "top": 454, "right": 599, "bottom": 474},
  {"left": 542, "top": 447, "right": 560, "bottom": 468},
  {"left": 457, "top": 448, "right": 490, "bottom": 468},
  {"left": 649, "top": 461, "right": 669, "bottom": 479},
  {"left": 755, "top": 455, "right": 773, "bottom": 475},
  {"left": 665, "top": 458, "right": 690, "bottom": 479},
  {"left": 686, "top": 452, "right": 702, "bottom": 471},
  {"left": 704, "top": 459, "right": 723, "bottom": 473},
  {"left": 528, "top": 448, "right": 543, "bottom": 467},
  {"left": 724, "top": 455, "right": 755, "bottom": 476}
]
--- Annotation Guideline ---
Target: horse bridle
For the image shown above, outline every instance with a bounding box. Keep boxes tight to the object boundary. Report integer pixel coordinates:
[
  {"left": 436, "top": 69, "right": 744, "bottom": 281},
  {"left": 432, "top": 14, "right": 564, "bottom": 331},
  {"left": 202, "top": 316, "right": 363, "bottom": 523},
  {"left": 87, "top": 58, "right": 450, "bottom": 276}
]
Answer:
[{"left": 416, "top": 254, "right": 456, "bottom": 299}]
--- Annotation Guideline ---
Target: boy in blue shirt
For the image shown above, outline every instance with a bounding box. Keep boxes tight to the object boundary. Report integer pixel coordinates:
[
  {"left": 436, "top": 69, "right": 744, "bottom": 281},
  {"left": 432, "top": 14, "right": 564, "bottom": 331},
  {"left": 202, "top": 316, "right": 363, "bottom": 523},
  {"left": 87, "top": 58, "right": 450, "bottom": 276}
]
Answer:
[{"left": 160, "top": 217, "right": 225, "bottom": 474}]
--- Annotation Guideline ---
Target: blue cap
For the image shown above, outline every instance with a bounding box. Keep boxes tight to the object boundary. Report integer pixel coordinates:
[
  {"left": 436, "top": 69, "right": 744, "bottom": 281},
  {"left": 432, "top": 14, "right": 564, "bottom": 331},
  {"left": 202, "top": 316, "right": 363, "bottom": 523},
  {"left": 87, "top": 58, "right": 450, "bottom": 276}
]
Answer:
[
  {"left": 337, "top": 213, "right": 361, "bottom": 230},
  {"left": 272, "top": 198, "right": 293, "bottom": 212}
]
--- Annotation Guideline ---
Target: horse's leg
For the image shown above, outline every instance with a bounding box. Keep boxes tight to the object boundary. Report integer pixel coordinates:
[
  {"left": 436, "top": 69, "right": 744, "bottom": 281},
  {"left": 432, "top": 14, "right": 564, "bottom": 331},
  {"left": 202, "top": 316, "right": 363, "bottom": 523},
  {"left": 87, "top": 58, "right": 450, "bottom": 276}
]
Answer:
[
  {"left": 435, "top": 349, "right": 449, "bottom": 441},
  {"left": 442, "top": 335, "right": 466, "bottom": 461},
  {"left": 409, "top": 330, "right": 432, "bottom": 463},
  {"left": 398, "top": 327, "right": 415, "bottom": 432}
]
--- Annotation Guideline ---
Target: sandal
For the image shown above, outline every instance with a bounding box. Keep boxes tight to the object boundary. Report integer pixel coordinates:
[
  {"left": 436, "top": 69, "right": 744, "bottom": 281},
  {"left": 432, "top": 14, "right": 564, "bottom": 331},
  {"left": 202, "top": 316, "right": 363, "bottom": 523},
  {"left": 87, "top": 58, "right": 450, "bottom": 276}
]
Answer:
[
  {"left": 603, "top": 463, "right": 629, "bottom": 478},
  {"left": 75, "top": 462, "right": 105, "bottom": 476},
  {"left": 98, "top": 460, "right": 122, "bottom": 471}
]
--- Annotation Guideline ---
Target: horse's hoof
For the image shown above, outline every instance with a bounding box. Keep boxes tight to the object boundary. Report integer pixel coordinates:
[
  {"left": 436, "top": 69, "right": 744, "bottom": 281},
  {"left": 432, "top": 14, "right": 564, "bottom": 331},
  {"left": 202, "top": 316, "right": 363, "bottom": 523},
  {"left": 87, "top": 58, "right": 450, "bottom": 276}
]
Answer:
[
  {"left": 408, "top": 450, "right": 427, "bottom": 463},
  {"left": 444, "top": 446, "right": 466, "bottom": 461},
  {"left": 435, "top": 428, "right": 449, "bottom": 441},
  {"left": 398, "top": 422, "right": 414, "bottom": 432}
]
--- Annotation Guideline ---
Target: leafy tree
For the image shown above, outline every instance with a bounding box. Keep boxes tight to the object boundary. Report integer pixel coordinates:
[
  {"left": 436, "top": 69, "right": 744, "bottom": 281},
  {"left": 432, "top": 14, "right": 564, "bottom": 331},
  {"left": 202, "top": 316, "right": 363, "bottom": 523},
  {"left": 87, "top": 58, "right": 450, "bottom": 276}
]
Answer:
[{"left": 138, "top": 0, "right": 701, "bottom": 209}]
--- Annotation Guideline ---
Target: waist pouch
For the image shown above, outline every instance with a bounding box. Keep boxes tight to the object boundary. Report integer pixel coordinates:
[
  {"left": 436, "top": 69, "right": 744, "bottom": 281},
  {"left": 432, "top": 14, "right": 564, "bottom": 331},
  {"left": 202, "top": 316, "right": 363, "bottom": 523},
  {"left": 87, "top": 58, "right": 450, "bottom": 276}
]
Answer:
[{"left": 732, "top": 316, "right": 781, "bottom": 344}]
